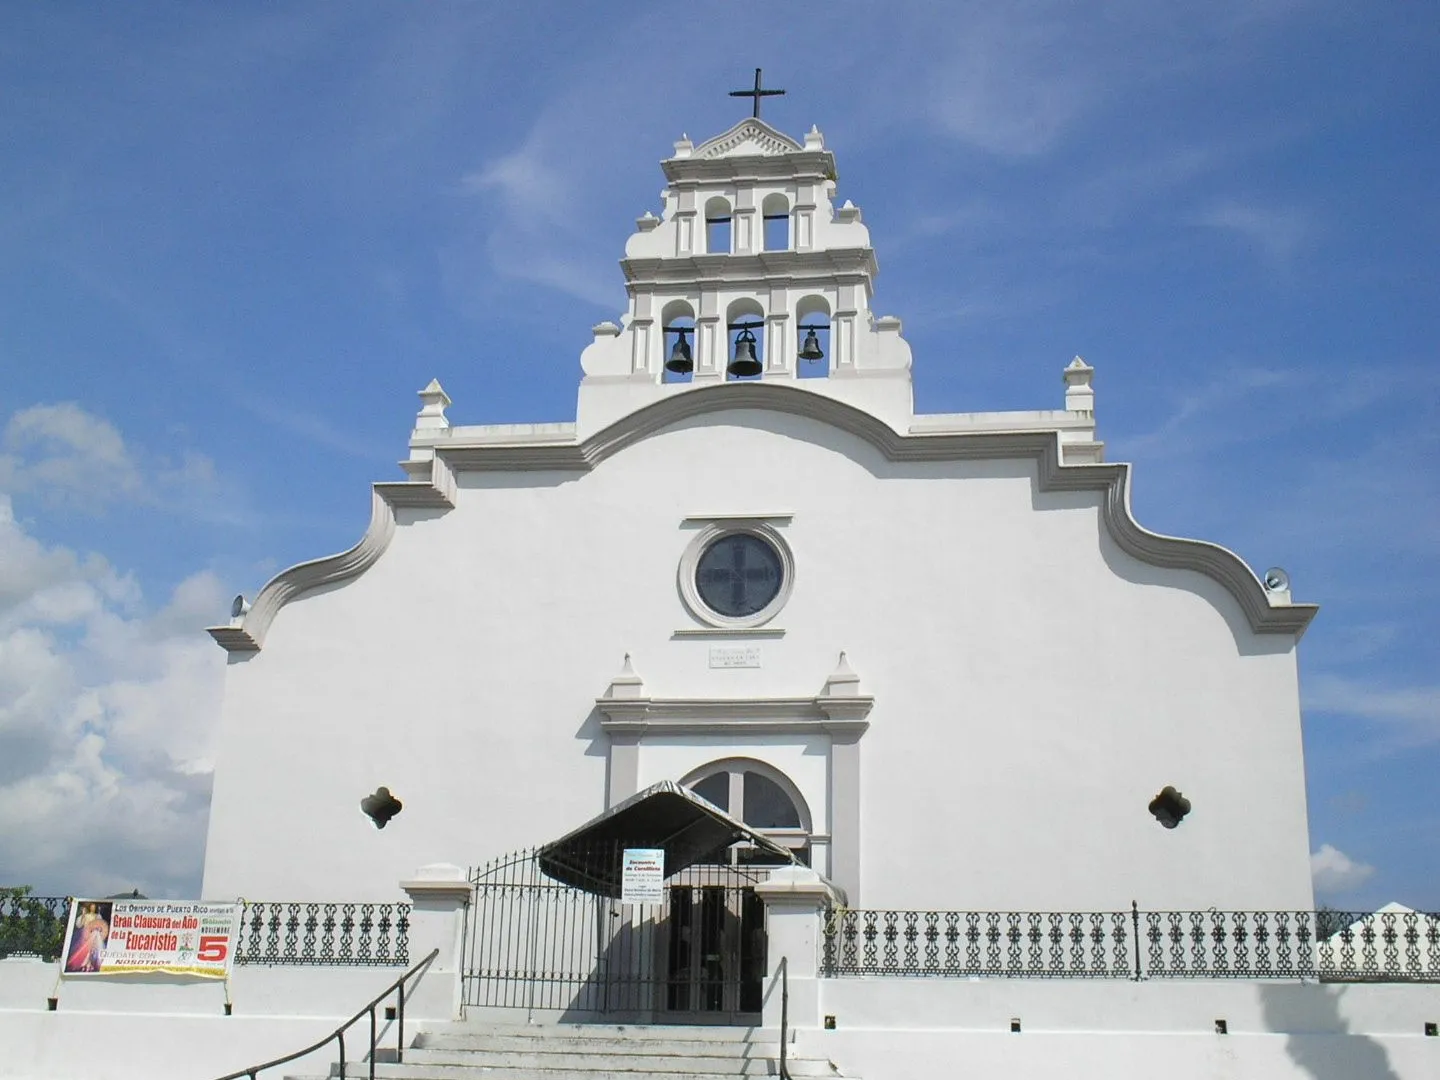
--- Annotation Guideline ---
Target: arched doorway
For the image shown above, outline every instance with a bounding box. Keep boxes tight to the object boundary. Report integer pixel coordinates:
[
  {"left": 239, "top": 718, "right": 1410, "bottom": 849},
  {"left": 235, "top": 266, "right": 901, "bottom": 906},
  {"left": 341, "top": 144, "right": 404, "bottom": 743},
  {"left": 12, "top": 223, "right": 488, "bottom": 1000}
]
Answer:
[{"left": 665, "top": 759, "right": 811, "bottom": 1014}]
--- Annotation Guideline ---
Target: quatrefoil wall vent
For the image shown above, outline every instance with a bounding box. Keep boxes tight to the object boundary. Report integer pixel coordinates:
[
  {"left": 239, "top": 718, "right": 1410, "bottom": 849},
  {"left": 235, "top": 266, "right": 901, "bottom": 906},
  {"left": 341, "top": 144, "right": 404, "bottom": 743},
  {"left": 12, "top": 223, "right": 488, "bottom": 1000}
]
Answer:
[
  {"left": 361, "top": 786, "right": 403, "bottom": 829},
  {"left": 1148, "top": 786, "right": 1192, "bottom": 829}
]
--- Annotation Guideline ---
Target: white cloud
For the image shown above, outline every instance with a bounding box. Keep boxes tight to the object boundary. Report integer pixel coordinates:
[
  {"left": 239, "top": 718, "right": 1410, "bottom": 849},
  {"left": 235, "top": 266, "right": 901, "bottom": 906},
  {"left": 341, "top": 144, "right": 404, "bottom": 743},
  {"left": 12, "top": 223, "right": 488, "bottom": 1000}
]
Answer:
[
  {"left": 914, "top": 5, "right": 1102, "bottom": 158},
  {"left": 1109, "top": 365, "right": 1298, "bottom": 460},
  {"left": 1198, "top": 199, "right": 1313, "bottom": 263},
  {"left": 0, "top": 494, "right": 225, "bottom": 898},
  {"left": 463, "top": 146, "right": 572, "bottom": 225},
  {"left": 0, "top": 402, "right": 144, "bottom": 506},
  {"left": 1311, "top": 843, "right": 1375, "bottom": 894},
  {"left": 0, "top": 402, "right": 247, "bottom": 524},
  {"left": 1304, "top": 674, "right": 1440, "bottom": 748}
]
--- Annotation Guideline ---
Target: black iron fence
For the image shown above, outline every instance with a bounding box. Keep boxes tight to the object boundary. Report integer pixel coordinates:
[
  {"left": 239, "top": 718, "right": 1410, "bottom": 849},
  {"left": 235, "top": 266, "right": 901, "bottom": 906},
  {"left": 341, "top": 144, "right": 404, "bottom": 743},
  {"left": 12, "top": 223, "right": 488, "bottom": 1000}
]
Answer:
[
  {"left": 823, "top": 909, "right": 1134, "bottom": 979},
  {"left": 0, "top": 895, "right": 409, "bottom": 966},
  {"left": 822, "top": 905, "right": 1440, "bottom": 982},
  {"left": 234, "top": 902, "right": 410, "bottom": 966},
  {"left": 0, "top": 893, "right": 68, "bottom": 961},
  {"left": 464, "top": 844, "right": 772, "bottom": 1017}
]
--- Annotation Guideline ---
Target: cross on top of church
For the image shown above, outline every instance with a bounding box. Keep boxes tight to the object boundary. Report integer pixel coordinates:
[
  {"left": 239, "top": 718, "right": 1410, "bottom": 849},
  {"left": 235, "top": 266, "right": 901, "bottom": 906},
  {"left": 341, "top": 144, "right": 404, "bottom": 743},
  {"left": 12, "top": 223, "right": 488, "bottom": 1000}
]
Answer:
[{"left": 729, "top": 68, "right": 785, "bottom": 119}]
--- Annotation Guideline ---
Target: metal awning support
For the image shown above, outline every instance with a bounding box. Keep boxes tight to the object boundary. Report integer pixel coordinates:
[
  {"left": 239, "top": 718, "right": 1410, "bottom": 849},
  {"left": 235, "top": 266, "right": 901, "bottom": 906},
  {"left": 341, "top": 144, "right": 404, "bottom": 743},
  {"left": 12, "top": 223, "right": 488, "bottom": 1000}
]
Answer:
[{"left": 536, "top": 781, "right": 797, "bottom": 897}]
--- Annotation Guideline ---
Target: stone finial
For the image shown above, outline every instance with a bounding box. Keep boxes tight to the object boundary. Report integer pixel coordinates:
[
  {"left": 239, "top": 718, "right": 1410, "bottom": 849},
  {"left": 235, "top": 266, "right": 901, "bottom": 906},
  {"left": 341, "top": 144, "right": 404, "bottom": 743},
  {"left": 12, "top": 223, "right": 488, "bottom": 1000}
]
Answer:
[
  {"left": 415, "top": 379, "right": 451, "bottom": 432},
  {"left": 804, "top": 125, "right": 825, "bottom": 150},
  {"left": 672, "top": 134, "right": 694, "bottom": 159},
  {"left": 1064, "top": 356, "right": 1095, "bottom": 414},
  {"left": 635, "top": 211, "right": 660, "bottom": 232},
  {"left": 820, "top": 651, "right": 862, "bottom": 698},
  {"left": 604, "top": 652, "right": 646, "bottom": 700},
  {"left": 836, "top": 199, "right": 862, "bottom": 224},
  {"left": 591, "top": 321, "right": 622, "bottom": 338}
]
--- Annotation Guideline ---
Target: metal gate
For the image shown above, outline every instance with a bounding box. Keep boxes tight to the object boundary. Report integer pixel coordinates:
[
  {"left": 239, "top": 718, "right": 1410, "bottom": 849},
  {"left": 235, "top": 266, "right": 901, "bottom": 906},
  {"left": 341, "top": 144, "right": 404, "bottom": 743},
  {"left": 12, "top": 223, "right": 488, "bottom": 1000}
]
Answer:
[{"left": 462, "top": 844, "right": 768, "bottom": 1021}]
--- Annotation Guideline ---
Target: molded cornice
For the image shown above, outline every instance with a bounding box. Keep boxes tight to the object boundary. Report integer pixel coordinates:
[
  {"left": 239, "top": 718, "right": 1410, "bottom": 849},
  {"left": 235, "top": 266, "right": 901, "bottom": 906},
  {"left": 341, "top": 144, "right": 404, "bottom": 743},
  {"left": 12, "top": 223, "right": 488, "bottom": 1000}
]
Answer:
[
  {"left": 207, "top": 458, "right": 455, "bottom": 652},
  {"left": 211, "top": 382, "right": 1315, "bottom": 652},
  {"left": 621, "top": 249, "right": 877, "bottom": 287},
  {"left": 597, "top": 696, "right": 874, "bottom": 737}
]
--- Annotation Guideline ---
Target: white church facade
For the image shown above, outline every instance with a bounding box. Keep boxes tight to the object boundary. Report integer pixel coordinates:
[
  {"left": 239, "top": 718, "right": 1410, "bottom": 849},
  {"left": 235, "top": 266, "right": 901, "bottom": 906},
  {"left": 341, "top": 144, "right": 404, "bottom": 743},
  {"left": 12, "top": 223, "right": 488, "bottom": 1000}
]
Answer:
[
  {"left": 5, "top": 109, "right": 1437, "bottom": 1080},
  {"left": 204, "top": 115, "right": 1318, "bottom": 918}
]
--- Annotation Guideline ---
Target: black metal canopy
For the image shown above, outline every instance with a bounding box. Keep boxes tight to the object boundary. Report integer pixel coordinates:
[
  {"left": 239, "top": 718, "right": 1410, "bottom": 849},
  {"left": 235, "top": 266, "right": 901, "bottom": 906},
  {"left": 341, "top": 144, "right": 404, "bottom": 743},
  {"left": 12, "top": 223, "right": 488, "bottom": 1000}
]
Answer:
[{"left": 536, "top": 781, "right": 795, "bottom": 897}]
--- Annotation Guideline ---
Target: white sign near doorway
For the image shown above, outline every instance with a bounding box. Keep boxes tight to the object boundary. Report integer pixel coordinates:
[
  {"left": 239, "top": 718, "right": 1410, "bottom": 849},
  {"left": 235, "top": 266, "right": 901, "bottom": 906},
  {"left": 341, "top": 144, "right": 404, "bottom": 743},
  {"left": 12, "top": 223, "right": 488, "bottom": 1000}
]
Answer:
[{"left": 621, "top": 848, "right": 665, "bottom": 905}]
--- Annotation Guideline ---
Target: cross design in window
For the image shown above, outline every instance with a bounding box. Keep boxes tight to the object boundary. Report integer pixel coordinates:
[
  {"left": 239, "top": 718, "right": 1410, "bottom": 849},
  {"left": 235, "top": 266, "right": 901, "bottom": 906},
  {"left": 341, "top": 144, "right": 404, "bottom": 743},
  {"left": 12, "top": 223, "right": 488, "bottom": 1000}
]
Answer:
[{"left": 696, "top": 534, "right": 783, "bottom": 617}]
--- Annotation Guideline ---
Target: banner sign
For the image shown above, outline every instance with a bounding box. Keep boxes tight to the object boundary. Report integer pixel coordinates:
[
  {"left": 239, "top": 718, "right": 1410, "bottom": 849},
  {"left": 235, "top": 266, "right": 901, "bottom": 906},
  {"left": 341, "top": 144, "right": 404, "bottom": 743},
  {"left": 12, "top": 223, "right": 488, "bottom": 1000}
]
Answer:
[
  {"left": 620, "top": 848, "right": 665, "bottom": 905},
  {"left": 61, "top": 899, "right": 241, "bottom": 978}
]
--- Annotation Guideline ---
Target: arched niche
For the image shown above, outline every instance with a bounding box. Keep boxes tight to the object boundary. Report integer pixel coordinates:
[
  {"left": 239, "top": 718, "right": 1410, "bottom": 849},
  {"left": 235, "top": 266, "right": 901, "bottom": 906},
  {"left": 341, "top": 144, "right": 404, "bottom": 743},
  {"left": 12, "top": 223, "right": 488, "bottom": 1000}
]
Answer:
[
  {"left": 725, "top": 298, "right": 765, "bottom": 380},
  {"left": 660, "top": 299, "right": 696, "bottom": 384},
  {"left": 704, "top": 196, "right": 732, "bottom": 254},
  {"left": 761, "top": 192, "right": 790, "bottom": 251},
  {"left": 795, "top": 294, "right": 832, "bottom": 379}
]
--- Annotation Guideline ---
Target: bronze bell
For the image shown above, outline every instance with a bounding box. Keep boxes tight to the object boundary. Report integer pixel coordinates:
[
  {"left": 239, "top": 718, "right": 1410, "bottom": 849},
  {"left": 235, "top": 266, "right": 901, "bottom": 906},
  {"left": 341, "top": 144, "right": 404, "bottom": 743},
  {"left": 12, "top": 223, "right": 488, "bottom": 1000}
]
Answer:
[
  {"left": 728, "top": 328, "right": 762, "bottom": 377},
  {"left": 666, "top": 331, "right": 693, "bottom": 373},
  {"left": 798, "top": 327, "right": 825, "bottom": 362}
]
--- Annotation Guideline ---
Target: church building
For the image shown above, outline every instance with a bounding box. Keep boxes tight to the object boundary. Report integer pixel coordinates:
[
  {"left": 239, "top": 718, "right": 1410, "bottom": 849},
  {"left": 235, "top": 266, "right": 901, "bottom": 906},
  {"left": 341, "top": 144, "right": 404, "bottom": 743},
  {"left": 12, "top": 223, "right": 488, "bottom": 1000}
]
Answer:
[
  {"left": 201, "top": 110, "right": 1319, "bottom": 926},
  {"left": 14, "top": 92, "right": 1440, "bottom": 1080}
]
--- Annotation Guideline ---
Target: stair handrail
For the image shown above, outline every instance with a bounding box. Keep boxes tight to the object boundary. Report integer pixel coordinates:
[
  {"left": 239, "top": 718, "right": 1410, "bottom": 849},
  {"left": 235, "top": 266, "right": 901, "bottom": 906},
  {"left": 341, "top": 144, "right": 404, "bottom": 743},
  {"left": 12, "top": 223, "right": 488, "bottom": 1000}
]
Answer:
[
  {"left": 209, "top": 947, "right": 439, "bottom": 1080},
  {"left": 777, "top": 953, "right": 792, "bottom": 1080}
]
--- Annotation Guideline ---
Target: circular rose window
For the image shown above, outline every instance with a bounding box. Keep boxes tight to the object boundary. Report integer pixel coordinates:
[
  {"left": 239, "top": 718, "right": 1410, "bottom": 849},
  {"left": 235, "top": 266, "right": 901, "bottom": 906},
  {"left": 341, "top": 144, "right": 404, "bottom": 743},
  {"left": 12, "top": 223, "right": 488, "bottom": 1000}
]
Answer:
[
  {"left": 678, "top": 522, "right": 795, "bottom": 629},
  {"left": 695, "top": 533, "right": 784, "bottom": 618}
]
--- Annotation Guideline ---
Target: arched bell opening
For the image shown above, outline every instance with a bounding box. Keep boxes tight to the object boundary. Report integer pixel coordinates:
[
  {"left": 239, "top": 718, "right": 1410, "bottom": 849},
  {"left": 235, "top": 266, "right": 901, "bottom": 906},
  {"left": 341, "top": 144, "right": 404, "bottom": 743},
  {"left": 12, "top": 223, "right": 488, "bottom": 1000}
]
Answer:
[
  {"left": 795, "top": 294, "right": 831, "bottom": 379},
  {"left": 761, "top": 193, "right": 790, "bottom": 251},
  {"left": 725, "top": 299, "right": 765, "bottom": 380},
  {"left": 704, "top": 196, "right": 732, "bottom": 255},
  {"left": 661, "top": 300, "right": 696, "bottom": 384}
]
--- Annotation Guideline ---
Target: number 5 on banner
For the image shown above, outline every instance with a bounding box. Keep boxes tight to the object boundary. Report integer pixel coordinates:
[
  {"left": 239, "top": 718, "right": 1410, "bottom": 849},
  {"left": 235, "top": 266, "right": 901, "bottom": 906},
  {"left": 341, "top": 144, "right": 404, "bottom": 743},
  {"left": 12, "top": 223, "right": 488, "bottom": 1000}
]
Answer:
[{"left": 198, "top": 936, "right": 228, "bottom": 963}]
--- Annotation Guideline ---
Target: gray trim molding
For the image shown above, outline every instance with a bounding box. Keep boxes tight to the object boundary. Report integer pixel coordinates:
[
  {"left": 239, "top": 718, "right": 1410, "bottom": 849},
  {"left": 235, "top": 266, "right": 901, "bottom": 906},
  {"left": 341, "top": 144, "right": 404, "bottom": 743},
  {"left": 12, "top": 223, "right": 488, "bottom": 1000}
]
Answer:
[
  {"left": 595, "top": 695, "right": 874, "bottom": 737},
  {"left": 210, "top": 382, "right": 1315, "bottom": 652},
  {"left": 207, "top": 457, "right": 455, "bottom": 652}
]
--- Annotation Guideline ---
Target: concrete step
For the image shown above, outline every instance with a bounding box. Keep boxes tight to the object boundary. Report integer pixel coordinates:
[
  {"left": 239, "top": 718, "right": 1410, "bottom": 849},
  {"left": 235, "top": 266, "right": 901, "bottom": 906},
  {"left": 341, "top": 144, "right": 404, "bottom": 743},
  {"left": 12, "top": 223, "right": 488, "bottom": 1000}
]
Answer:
[
  {"left": 402, "top": 1048, "right": 838, "bottom": 1076},
  {"left": 417, "top": 1031, "right": 781, "bottom": 1054},
  {"left": 285, "top": 1022, "right": 853, "bottom": 1080},
  {"left": 431, "top": 1023, "right": 768, "bottom": 1043},
  {"left": 408, "top": 1047, "right": 770, "bottom": 1068},
  {"left": 290, "top": 1068, "right": 791, "bottom": 1080}
]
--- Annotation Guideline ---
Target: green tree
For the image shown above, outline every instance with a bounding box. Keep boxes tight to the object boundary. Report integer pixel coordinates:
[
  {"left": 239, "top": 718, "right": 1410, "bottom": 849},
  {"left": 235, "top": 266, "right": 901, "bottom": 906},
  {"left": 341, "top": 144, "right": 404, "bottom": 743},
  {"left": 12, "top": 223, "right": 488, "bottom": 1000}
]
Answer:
[{"left": 0, "top": 886, "right": 67, "bottom": 961}]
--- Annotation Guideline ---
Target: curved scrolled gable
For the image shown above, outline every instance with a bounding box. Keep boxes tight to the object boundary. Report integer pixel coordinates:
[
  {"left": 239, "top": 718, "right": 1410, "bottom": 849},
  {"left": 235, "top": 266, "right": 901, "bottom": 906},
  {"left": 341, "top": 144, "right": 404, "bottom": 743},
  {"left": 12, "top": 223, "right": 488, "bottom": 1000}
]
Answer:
[{"left": 209, "top": 383, "right": 1316, "bottom": 652}]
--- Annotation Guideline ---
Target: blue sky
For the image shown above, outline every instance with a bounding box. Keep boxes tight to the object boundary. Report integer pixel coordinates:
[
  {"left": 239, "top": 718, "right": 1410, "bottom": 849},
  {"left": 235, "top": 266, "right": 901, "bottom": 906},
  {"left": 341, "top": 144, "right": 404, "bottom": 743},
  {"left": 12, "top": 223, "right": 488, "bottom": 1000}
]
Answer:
[{"left": 1, "top": 1, "right": 1435, "bottom": 908}]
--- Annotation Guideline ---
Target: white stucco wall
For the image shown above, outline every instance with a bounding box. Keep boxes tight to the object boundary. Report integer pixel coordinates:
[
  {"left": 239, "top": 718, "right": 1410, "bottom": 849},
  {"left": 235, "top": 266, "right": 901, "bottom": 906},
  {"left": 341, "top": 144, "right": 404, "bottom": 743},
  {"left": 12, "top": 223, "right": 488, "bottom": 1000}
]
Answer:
[
  {"left": 0, "top": 954, "right": 447, "bottom": 1080},
  {"left": 807, "top": 980, "right": 1440, "bottom": 1080},
  {"left": 202, "top": 407, "right": 1312, "bottom": 914}
]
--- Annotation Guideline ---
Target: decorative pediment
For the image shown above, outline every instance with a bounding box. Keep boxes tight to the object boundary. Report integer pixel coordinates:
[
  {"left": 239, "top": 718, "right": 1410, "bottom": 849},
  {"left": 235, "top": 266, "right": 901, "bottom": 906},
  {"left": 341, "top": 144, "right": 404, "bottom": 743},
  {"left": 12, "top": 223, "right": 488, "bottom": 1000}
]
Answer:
[{"left": 691, "top": 119, "right": 803, "bottom": 160}]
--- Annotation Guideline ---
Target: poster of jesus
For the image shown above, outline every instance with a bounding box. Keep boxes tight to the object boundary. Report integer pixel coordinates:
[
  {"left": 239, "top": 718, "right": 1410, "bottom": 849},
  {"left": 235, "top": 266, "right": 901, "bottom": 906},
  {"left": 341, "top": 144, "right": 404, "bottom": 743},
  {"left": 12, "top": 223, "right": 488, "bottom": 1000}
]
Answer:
[{"left": 61, "top": 901, "right": 113, "bottom": 974}]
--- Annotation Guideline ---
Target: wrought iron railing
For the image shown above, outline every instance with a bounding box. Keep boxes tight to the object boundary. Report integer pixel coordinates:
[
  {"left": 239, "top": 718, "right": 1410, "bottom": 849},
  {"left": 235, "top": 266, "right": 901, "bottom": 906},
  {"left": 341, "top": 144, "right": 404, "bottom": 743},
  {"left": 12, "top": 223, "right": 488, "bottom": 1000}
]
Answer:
[
  {"left": 1141, "top": 909, "right": 1440, "bottom": 981},
  {"left": 776, "top": 955, "right": 792, "bottom": 1080},
  {"left": 234, "top": 902, "right": 410, "bottom": 966},
  {"left": 0, "top": 893, "right": 69, "bottom": 961},
  {"left": 823, "top": 909, "right": 1134, "bottom": 979},
  {"left": 822, "top": 905, "right": 1440, "bottom": 983},
  {"left": 211, "top": 948, "right": 437, "bottom": 1080}
]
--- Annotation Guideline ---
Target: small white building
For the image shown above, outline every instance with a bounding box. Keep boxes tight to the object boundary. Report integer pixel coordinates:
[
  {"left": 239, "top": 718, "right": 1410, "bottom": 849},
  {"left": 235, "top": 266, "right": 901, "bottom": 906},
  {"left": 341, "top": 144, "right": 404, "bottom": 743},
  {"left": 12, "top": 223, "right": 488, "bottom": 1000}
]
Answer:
[{"left": 202, "top": 115, "right": 1318, "bottom": 916}]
